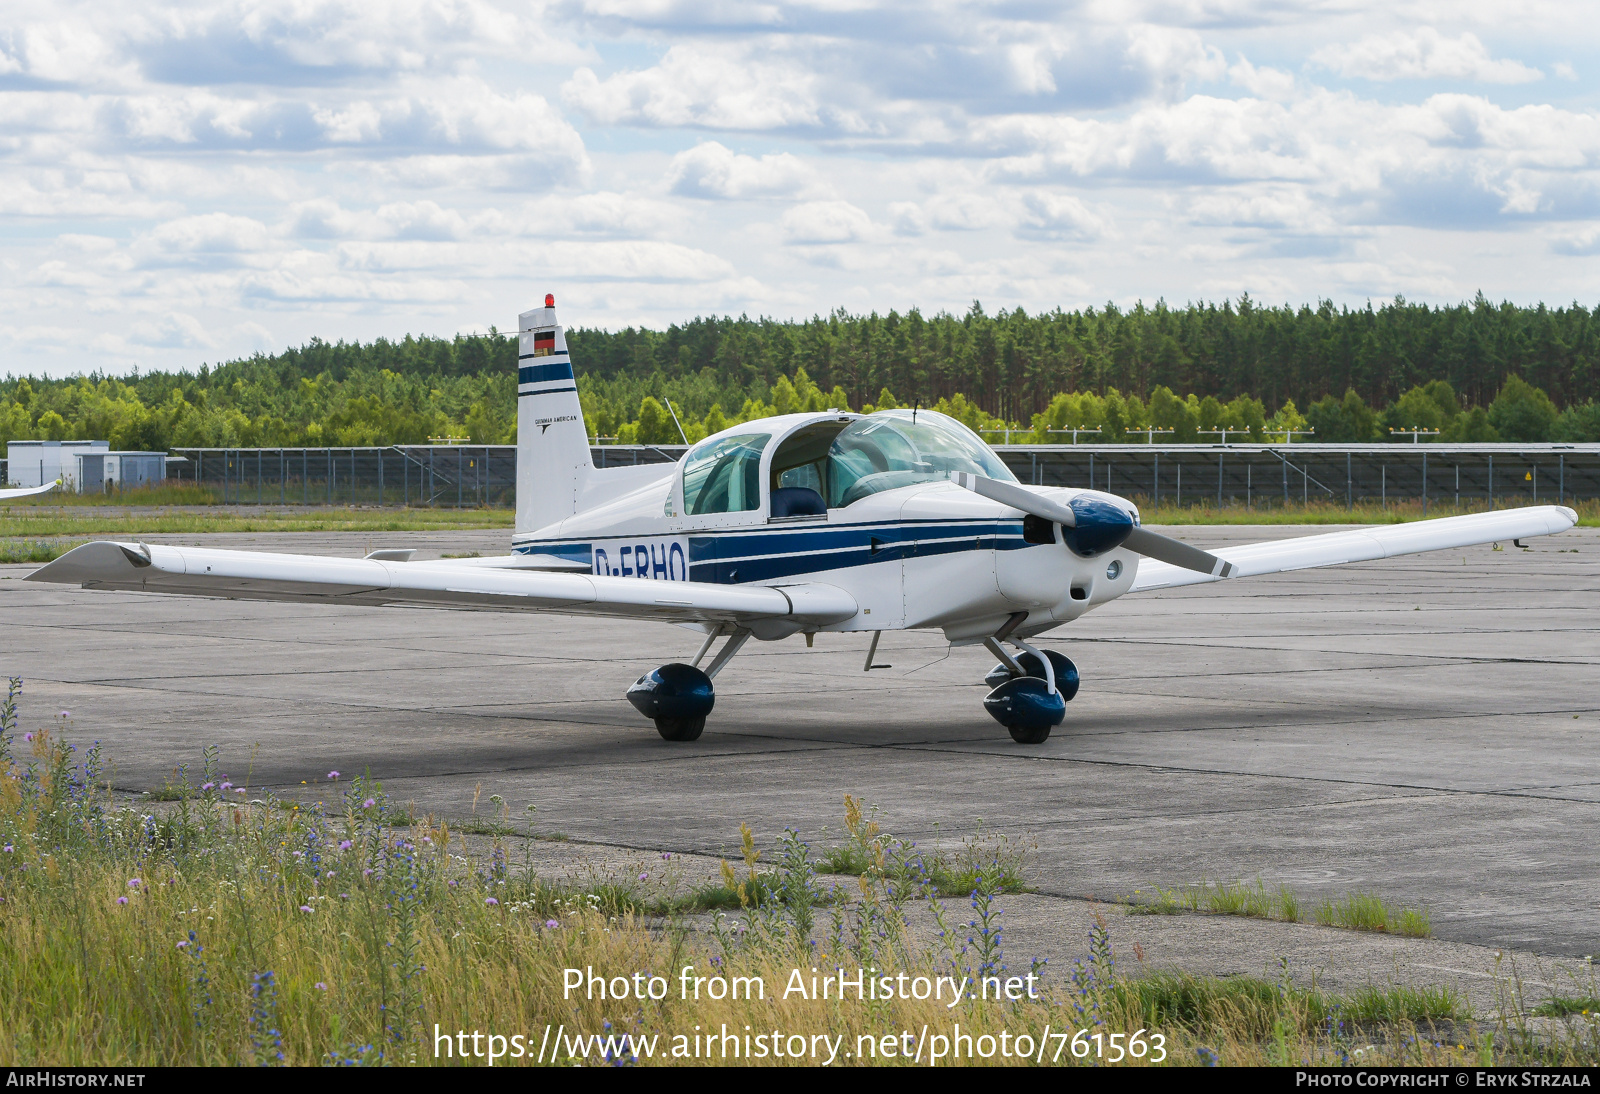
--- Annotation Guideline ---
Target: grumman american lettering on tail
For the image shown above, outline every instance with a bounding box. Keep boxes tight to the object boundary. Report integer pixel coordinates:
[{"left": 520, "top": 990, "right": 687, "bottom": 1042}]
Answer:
[
  {"left": 27, "top": 291, "right": 1582, "bottom": 747},
  {"left": 593, "top": 538, "right": 689, "bottom": 581}
]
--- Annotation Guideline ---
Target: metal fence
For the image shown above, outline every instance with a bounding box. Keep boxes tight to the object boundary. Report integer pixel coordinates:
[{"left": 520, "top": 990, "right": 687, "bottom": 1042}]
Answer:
[
  {"left": 162, "top": 442, "right": 1600, "bottom": 510},
  {"left": 999, "top": 444, "right": 1600, "bottom": 512}
]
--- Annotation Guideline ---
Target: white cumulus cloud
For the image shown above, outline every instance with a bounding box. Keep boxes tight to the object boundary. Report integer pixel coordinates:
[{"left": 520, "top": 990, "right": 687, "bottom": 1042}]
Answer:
[
  {"left": 1312, "top": 29, "right": 1543, "bottom": 84},
  {"left": 667, "top": 141, "right": 824, "bottom": 199}
]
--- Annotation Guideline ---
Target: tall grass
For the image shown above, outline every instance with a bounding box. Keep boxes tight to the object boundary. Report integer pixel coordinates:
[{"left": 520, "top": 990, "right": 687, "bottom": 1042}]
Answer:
[
  {"left": 0, "top": 684, "right": 1595, "bottom": 1066},
  {"left": 4, "top": 483, "right": 224, "bottom": 507},
  {"left": 0, "top": 506, "right": 512, "bottom": 546}
]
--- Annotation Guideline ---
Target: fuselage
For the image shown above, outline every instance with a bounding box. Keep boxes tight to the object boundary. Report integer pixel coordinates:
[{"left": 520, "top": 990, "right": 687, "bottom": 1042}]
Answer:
[{"left": 512, "top": 410, "right": 1141, "bottom": 644}]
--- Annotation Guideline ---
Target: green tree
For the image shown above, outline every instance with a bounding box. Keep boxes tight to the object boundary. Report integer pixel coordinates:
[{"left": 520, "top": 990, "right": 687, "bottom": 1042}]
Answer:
[
  {"left": 1381, "top": 383, "right": 1457, "bottom": 440},
  {"left": 1440, "top": 406, "right": 1499, "bottom": 442},
  {"left": 1304, "top": 389, "right": 1378, "bottom": 442},
  {"left": 1554, "top": 401, "right": 1600, "bottom": 442},
  {"left": 634, "top": 397, "right": 677, "bottom": 444},
  {"left": 1148, "top": 385, "right": 1199, "bottom": 442},
  {"left": 1487, "top": 376, "right": 1557, "bottom": 441}
]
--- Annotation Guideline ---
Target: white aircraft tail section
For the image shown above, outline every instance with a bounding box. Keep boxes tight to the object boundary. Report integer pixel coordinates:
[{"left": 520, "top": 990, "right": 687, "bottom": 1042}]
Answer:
[{"left": 515, "top": 295, "right": 675, "bottom": 536}]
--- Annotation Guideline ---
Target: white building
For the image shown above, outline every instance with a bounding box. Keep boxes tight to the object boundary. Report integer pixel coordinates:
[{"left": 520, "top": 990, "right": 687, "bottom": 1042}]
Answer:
[
  {"left": 77, "top": 451, "right": 167, "bottom": 493},
  {"left": 5, "top": 440, "right": 109, "bottom": 489}
]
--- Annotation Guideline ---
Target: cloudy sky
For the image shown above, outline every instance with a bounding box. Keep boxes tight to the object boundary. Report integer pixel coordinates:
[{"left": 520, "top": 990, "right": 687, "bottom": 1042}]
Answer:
[{"left": 2, "top": 0, "right": 1597, "bottom": 377}]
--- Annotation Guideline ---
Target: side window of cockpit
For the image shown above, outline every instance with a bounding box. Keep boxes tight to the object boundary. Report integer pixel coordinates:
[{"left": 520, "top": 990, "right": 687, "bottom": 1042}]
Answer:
[{"left": 681, "top": 434, "right": 771, "bottom": 515}]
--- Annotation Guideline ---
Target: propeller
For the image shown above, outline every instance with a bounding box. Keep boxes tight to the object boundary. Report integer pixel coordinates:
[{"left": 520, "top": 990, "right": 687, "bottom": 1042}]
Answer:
[{"left": 952, "top": 472, "right": 1234, "bottom": 577}]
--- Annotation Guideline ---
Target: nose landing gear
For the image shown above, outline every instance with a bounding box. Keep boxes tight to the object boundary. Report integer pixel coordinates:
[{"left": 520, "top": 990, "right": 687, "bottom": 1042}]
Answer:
[{"left": 982, "top": 634, "right": 1078, "bottom": 744}]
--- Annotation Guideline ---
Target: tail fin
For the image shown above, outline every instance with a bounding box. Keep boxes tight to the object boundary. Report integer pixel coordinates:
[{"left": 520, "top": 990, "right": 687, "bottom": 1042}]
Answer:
[{"left": 515, "top": 295, "right": 592, "bottom": 534}]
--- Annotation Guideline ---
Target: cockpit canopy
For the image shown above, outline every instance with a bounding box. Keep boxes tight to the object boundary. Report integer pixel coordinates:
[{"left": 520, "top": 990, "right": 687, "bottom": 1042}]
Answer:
[{"left": 677, "top": 410, "right": 1016, "bottom": 517}]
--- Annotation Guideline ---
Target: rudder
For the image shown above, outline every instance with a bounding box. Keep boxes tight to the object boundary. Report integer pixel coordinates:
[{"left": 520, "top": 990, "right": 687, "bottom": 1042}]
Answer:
[{"left": 516, "top": 295, "right": 592, "bottom": 534}]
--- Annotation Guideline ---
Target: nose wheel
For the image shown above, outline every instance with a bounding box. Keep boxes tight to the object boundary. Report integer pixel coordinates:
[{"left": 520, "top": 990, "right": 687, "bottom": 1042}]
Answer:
[{"left": 982, "top": 638, "right": 1078, "bottom": 744}]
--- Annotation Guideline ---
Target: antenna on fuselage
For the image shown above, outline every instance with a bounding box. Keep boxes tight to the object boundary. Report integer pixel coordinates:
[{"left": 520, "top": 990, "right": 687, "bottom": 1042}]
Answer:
[
  {"left": 663, "top": 398, "right": 689, "bottom": 445},
  {"left": 912, "top": 400, "right": 918, "bottom": 424}
]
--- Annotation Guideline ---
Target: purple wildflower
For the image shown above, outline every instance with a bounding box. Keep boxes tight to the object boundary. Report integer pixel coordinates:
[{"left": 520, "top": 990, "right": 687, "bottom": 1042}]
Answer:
[
  {"left": 315, "top": 982, "right": 328, "bottom": 991},
  {"left": 234, "top": 788, "right": 246, "bottom": 795},
  {"left": 362, "top": 798, "right": 375, "bottom": 809},
  {"left": 638, "top": 873, "right": 649, "bottom": 881},
  {"left": 485, "top": 897, "right": 499, "bottom": 906},
  {"left": 327, "top": 771, "right": 340, "bottom": 780},
  {"left": 59, "top": 711, "right": 70, "bottom": 718},
  {"left": 338, "top": 840, "right": 353, "bottom": 851},
  {"left": 176, "top": 940, "right": 188, "bottom": 949},
  {"left": 661, "top": 852, "right": 672, "bottom": 860},
  {"left": 201, "top": 782, "right": 215, "bottom": 791},
  {"left": 545, "top": 919, "right": 559, "bottom": 929},
  {"left": 219, "top": 780, "right": 231, "bottom": 790},
  {"left": 24, "top": 733, "right": 33, "bottom": 743},
  {"left": 300, "top": 905, "right": 313, "bottom": 913},
  {"left": 116, "top": 896, "right": 128, "bottom": 905},
  {"left": 128, "top": 878, "right": 141, "bottom": 889}
]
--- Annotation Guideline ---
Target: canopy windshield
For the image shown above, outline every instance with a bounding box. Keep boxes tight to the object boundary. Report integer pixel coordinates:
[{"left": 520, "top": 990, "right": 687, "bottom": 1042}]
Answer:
[{"left": 826, "top": 410, "right": 1016, "bottom": 508}]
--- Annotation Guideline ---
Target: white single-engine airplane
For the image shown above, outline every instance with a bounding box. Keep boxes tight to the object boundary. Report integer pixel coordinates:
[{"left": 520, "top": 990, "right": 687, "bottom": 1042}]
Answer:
[{"left": 29, "top": 296, "right": 1579, "bottom": 743}]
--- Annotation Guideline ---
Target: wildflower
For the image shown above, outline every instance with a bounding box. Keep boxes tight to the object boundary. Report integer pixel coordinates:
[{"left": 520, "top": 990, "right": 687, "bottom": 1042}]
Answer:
[
  {"left": 339, "top": 893, "right": 349, "bottom": 899},
  {"left": 201, "top": 782, "right": 215, "bottom": 791},
  {"left": 545, "top": 920, "right": 559, "bottom": 929},
  {"left": 2, "top": 845, "right": 11, "bottom": 853},
  {"left": 338, "top": 840, "right": 353, "bottom": 851},
  {"left": 128, "top": 878, "right": 142, "bottom": 889},
  {"left": 327, "top": 771, "right": 340, "bottom": 779},
  {"left": 486, "top": 897, "right": 499, "bottom": 906},
  {"left": 24, "top": 733, "right": 33, "bottom": 742},
  {"left": 300, "top": 905, "right": 313, "bottom": 913},
  {"left": 234, "top": 788, "right": 245, "bottom": 795},
  {"left": 315, "top": 983, "right": 328, "bottom": 991},
  {"left": 176, "top": 940, "right": 188, "bottom": 949},
  {"left": 638, "top": 873, "right": 649, "bottom": 881},
  {"left": 362, "top": 798, "right": 375, "bottom": 809},
  {"left": 362, "top": 869, "right": 373, "bottom": 878},
  {"left": 59, "top": 711, "right": 71, "bottom": 717},
  {"left": 219, "top": 781, "right": 232, "bottom": 791},
  {"left": 661, "top": 852, "right": 671, "bottom": 860},
  {"left": 448, "top": 879, "right": 457, "bottom": 887},
  {"left": 116, "top": 896, "right": 128, "bottom": 905}
]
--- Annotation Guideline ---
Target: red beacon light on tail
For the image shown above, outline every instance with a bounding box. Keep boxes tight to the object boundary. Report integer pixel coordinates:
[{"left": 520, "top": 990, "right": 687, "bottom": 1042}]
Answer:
[{"left": 545, "top": 293, "right": 555, "bottom": 307}]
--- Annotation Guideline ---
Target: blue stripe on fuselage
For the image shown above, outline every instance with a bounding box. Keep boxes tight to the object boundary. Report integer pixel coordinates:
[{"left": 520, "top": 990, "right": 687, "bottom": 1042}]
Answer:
[{"left": 511, "top": 519, "right": 1028, "bottom": 584}]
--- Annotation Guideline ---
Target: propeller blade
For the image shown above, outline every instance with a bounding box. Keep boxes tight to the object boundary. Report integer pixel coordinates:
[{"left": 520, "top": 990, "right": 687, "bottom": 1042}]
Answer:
[
  {"left": 1123, "top": 527, "right": 1234, "bottom": 577},
  {"left": 952, "top": 472, "right": 1075, "bottom": 527},
  {"left": 952, "top": 472, "right": 1230, "bottom": 576}
]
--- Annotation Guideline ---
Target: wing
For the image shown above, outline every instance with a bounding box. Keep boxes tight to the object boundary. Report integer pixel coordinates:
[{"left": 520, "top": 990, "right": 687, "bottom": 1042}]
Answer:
[
  {"left": 0, "top": 481, "right": 58, "bottom": 501},
  {"left": 1130, "top": 505, "right": 1578, "bottom": 592},
  {"left": 26, "top": 541, "right": 857, "bottom": 628}
]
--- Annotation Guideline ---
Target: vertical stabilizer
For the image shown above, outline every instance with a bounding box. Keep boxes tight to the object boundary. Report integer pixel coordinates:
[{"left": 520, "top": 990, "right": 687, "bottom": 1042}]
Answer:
[{"left": 516, "top": 295, "right": 592, "bottom": 534}]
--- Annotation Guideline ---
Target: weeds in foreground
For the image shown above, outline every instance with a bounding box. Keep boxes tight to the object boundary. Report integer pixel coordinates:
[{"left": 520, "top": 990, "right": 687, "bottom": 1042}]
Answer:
[
  {"left": 815, "top": 796, "right": 1032, "bottom": 896},
  {"left": 1, "top": 684, "right": 1596, "bottom": 1066},
  {"left": 1316, "top": 892, "right": 1431, "bottom": 937},
  {"left": 1129, "top": 880, "right": 1429, "bottom": 938}
]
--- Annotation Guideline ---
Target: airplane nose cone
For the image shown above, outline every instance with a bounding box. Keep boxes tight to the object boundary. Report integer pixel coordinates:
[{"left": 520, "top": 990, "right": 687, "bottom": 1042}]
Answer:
[{"left": 1062, "top": 496, "right": 1135, "bottom": 558}]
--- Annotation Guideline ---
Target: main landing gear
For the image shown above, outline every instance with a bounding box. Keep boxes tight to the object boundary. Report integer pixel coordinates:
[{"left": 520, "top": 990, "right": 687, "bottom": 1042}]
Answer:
[
  {"left": 626, "top": 626, "right": 749, "bottom": 741},
  {"left": 981, "top": 625, "right": 1079, "bottom": 745}
]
